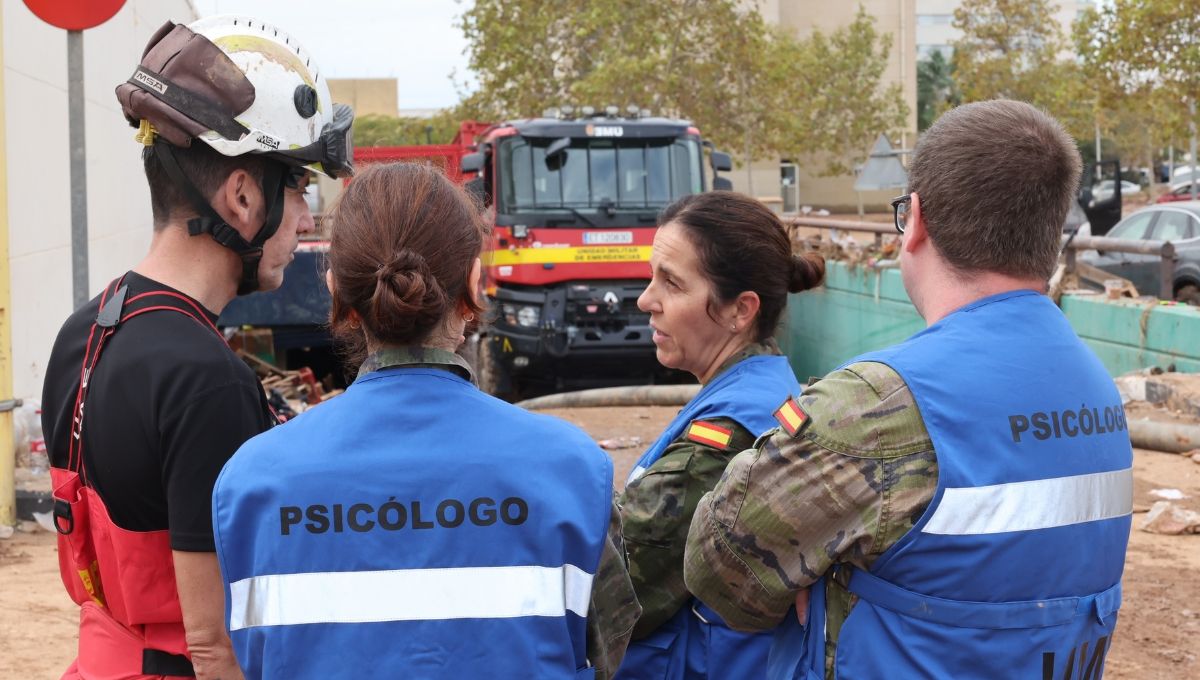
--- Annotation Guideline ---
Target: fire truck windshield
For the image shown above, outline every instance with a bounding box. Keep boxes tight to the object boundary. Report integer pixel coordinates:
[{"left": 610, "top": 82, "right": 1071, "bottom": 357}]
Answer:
[{"left": 497, "top": 136, "right": 702, "bottom": 220}]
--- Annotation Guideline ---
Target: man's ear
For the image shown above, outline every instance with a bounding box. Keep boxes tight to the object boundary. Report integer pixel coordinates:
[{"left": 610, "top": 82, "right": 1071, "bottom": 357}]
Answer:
[
  {"left": 903, "top": 191, "right": 928, "bottom": 255},
  {"left": 217, "top": 168, "right": 265, "bottom": 238}
]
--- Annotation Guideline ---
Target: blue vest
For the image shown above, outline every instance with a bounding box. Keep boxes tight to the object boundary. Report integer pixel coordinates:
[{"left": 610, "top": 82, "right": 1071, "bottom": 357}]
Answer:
[
  {"left": 770, "top": 291, "right": 1132, "bottom": 679},
  {"left": 619, "top": 355, "right": 801, "bottom": 680},
  {"left": 212, "top": 367, "right": 613, "bottom": 679}
]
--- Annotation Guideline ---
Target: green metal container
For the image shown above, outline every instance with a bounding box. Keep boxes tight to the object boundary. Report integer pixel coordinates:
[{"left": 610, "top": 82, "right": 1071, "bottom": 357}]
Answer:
[{"left": 781, "top": 261, "right": 1200, "bottom": 380}]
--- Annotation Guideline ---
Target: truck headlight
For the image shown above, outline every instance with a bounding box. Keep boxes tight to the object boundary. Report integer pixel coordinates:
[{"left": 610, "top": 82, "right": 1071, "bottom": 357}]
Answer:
[
  {"left": 502, "top": 304, "right": 518, "bottom": 326},
  {"left": 517, "top": 306, "right": 540, "bottom": 328}
]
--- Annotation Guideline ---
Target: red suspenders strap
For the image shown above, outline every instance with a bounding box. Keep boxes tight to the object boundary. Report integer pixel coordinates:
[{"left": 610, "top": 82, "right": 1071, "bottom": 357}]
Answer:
[{"left": 67, "top": 277, "right": 224, "bottom": 483}]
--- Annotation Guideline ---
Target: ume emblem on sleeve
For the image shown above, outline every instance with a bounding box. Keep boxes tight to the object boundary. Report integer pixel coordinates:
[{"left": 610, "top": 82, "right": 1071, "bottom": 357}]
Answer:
[
  {"left": 686, "top": 420, "right": 733, "bottom": 450},
  {"left": 774, "top": 397, "right": 808, "bottom": 436}
]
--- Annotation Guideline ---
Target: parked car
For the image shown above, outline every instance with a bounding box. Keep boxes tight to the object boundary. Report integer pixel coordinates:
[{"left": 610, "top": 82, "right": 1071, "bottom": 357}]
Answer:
[
  {"left": 1156, "top": 182, "right": 1199, "bottom": 204},
  {"left": 1063, "top": 200, "right": 1091, "bottom": 237},
  {"left": 1091, "top": 179, "right": 1142, "bottom": 203},
  {"left": 1079, "top": 202, "right": 1200, "bottom": 304}
]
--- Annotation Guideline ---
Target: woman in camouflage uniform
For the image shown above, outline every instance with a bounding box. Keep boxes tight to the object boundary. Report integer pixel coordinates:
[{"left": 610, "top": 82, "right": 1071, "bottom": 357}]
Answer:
[{"left": 615, "top": 192, "right": 824, "bottom": 679}]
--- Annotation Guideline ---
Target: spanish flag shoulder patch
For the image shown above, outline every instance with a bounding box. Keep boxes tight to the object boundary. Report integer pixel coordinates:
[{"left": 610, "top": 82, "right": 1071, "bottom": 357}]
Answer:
[
  {"left": 774, "top": 396, "right": 809, "bottom": 437},
  {"left": 686, "top": 420, "right": 734, "bottom": 450}
]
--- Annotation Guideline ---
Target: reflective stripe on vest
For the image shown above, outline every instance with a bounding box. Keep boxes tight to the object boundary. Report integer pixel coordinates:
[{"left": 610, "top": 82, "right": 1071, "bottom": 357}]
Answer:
[
  {"left": 229, "top": 563, "right": 594, "bottom": 630},
  {"left": 922, "top": 468, "right": 1133, "bottom": 535}
]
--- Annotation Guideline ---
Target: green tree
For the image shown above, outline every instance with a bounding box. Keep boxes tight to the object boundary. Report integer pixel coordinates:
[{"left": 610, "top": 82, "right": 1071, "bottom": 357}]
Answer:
[
  {"left": 778, "top": 8, "right": 910, "bottom": 176},
  {"left": 917, "top": 50, "right": 958, "bottom": 131},
  {"left": 1075, "top": 0, "right": 1200, "bottom": 166},
  {"left": 950, "top": 0, "right": 1090, "bottom": 138},
  {"left": 352, "top": 112, "right": 464, "bottom": 147},
  {"left": 456, "top": 0, "right": 907, "bottom": 176}
]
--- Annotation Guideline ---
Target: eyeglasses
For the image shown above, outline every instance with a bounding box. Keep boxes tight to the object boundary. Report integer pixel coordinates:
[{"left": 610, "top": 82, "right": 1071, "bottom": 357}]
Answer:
[{"left": 890, "top": 194, "right": 911, "bottom": 234}]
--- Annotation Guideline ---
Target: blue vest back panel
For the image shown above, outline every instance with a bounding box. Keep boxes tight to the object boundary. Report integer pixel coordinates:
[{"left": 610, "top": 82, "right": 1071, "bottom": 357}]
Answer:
[
  {"left": 213, "top": 368, "right": 613, "bottom": 679},
  {"left": 620, "top": 355, "right": 800, "bottom": 679},
  {"left": 773, "top": 291, "right": 1132, "bottom": 679}
]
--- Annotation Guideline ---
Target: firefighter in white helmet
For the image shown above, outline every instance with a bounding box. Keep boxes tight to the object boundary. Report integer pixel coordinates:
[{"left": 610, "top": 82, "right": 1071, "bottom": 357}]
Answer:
[{"left": 41, "top": 16, "right": 352, "bottom": 680}]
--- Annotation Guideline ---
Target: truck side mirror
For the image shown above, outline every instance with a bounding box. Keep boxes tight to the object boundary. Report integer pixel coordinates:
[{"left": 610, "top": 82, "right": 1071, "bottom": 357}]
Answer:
[
  {"left": 464, "top": 177, "right": 488, "bottom": 206},
  {"left": 710, "top": 151, "right": 733, "bottom": 172},
  {"left": 713, "top": 177, "right": 733, "bottom": 191},
  {"left": 544, "top": 137, "right": 571, "bottom": 171},
  {"left": 461, "top": 152, "right": 486, "bottom": 174}
]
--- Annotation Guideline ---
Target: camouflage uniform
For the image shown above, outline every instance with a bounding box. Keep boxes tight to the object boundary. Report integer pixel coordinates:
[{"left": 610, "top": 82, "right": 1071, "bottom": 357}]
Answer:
[
  {"left": 683, "top": 361, "right": 938, "bottom": 679},
  {"left": 619, "top": 342, "right": 778, "bottom": 639},
  {"left": 361, "top": 346, "right": 642, "bottom": 679}
]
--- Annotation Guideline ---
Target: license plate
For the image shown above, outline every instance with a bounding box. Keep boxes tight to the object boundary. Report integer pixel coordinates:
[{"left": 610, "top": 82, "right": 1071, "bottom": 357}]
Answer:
[{"left": 584, "top": 231, "right": 633, "bottom": 245}]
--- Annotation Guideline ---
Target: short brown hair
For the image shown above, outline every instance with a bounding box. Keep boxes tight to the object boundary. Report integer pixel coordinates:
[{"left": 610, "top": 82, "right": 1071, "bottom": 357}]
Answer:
[
  {"left": 327, "top": 163, "right": 487, "bottom": 360},
  {"left": 908, "top": 100, "right": 1081, "bottom": 281},
  {"left": 142, "top": 142, "right": 266, "bottom": 228},
  {"left": 659, "top": 191, "right": 825, "bottom": 342}
]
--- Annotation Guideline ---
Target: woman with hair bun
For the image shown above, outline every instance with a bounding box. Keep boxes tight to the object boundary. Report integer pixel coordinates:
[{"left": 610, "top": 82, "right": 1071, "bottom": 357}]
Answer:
[
  {"left": 212, "top": 163, "right": 640, "bottom": 679},
  {"left": 616, "top": 191, "right": 824, "bottom": 679}
]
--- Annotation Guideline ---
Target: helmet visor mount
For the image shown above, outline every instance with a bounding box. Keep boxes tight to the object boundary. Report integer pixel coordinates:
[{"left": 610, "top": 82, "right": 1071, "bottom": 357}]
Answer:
[{"left": 274, "top": 103, "right": 355, "bottom": 178}]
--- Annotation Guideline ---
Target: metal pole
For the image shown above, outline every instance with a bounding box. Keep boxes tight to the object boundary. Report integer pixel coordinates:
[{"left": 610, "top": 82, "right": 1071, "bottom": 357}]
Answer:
[
  {"left": 1095, "top": 120, "right": 1102, "bottom": 164},
  {"left": 0, "top": 8, "right": 15, "bottom": 526},
  {"left": 68, "top": 30, "right": 89, "bottom": 309},
  {"left": 1159, "top": 242, "right": 1177, "bottom": 301},
  {"left": 1190, "top": 98, "right": 1198, "bottom": 201},
  {"left": 743, "top": 127, "right": 753, "bottom": 196}
]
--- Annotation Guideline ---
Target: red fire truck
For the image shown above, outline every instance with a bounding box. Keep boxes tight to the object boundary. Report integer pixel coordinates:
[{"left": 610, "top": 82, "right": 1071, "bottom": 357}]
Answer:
[
  {"left": 221, "top": 109, "right": 733, "bottom": 398},
  {"left": 353, "top": 109, "right": 734, "bottom": 397}
]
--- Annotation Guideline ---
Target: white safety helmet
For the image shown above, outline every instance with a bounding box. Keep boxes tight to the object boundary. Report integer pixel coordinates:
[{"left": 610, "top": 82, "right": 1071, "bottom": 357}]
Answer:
[{"left": 117, "top": 15, "right": 354, "bottom": 178}]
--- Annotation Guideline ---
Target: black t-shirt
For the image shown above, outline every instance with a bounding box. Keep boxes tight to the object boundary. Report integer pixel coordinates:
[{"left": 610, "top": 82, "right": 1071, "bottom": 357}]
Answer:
[{"left": 43, "top": 272, "right": 276, "bottom": 551}]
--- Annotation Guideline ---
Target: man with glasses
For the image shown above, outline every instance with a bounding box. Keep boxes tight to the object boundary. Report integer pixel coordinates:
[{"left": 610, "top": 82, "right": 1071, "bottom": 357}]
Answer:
[{"left": 684, "top": 100, "right": 1131, "bottom": 678}]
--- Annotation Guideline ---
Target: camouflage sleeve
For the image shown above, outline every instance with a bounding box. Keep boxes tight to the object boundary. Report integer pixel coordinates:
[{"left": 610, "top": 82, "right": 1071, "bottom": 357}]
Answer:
[
  {"left": 618, "top": 417, "right": 757, "bottom": 639},
  {"left": 683, "top": 362, "right": 936, "bottom": 632},
  {"left": 588, "top": 492, "right": 642, "bottom": 679}
]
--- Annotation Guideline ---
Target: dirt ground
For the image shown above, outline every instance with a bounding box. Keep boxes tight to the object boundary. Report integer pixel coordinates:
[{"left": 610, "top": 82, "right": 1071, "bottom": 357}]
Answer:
[{"left": 2, "top": 405, "right": 1196, "bottom": 678}]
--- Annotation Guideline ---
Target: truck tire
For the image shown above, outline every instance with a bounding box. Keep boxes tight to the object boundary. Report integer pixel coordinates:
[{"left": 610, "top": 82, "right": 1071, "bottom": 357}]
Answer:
[
  {"left": 478, "top": 335, "right": 516, "bottom": 401},
  {"left": 1176, "top": 283, "right": 1200, "bottom": 306}
]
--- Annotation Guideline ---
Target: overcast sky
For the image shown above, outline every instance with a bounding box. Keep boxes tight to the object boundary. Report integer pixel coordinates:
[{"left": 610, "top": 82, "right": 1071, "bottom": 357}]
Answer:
[{"left": 190, "top": 0, "right": 474, "bottom": 110}]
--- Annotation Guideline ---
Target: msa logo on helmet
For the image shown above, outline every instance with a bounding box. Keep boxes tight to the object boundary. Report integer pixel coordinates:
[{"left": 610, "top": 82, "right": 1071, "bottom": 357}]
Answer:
[
  {"left": 132, "top": 69, "right": 167, "bottom": 95},
  {"left": 255, "top": 133, "right": 281, "bottom": 150}
]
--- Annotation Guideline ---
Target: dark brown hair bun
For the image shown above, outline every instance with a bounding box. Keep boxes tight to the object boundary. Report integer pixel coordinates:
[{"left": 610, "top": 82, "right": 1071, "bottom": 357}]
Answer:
[
  {"left": 370, "top": 248, "right": 448, "bottom": 343},
  {"left": 789, "top": 252, "right": 826, "bottom": 293}
]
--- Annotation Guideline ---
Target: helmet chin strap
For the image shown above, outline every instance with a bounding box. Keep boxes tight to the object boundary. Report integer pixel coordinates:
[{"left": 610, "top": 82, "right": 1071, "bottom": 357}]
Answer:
[{"left": 153, "top": 141, "right": 287, "bottom": 295}]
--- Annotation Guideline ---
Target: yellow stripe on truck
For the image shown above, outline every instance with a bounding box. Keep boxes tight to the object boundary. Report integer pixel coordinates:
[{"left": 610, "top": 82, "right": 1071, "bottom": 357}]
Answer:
[{"left": 486, "top": 245, "right": 652, "bottom": 267}]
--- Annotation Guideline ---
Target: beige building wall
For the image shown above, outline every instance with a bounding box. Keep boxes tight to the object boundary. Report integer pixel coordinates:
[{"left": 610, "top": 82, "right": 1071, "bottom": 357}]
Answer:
[
  {"left": 3, "top": 0, "right": 198, "bottom": 400},
  {"left": 328, "top": 78, "right": 398, "bottom": 117},
  {"left": 317, "top": 79, "right": 401, "bottom": 217},
  {"left": 734, "top": 1, "right": 917, "bottom": 213}
]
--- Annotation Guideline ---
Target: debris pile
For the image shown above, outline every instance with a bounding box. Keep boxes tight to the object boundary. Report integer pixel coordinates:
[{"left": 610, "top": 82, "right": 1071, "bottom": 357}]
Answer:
[
  {"left": 237, "top": 351, "right": 342, "bottom": 419},
  {"left": 1115, "top": 368, "right": 1200, "bottom": 457},
  {"left": 1141, "top": 501, "right": 1200, "bottom": 535}
]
